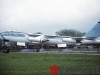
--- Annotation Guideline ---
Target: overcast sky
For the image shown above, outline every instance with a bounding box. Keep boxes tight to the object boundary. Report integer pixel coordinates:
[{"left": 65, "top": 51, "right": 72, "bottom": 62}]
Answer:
[{"left": 0, "top": 0, "right": 100, "bottom": 35}]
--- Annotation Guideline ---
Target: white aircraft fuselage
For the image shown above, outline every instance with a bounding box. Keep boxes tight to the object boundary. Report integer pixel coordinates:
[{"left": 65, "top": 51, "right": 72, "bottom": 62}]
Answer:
[
  {"left": 0, "top": 31, "right": 76, "bottom": 46},
  {"left": 81, "top": 37, "right": 100, "bottom": 45}
]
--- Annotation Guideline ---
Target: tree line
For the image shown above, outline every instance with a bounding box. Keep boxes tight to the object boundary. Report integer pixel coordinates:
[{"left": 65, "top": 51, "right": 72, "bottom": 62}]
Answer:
[{"left": 56, "top": 29, "right": 86, "bottom": 37}]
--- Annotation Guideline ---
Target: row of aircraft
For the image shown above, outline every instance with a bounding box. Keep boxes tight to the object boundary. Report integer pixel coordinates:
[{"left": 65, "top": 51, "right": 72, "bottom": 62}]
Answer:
[{"left": 0, "top": 22, "right": 100, "bottom": 52}]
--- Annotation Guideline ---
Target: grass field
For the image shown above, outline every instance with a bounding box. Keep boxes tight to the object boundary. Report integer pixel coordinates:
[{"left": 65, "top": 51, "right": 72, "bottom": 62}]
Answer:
[{"left": 0, "top": 52, "right": 100, "bottom": 75}]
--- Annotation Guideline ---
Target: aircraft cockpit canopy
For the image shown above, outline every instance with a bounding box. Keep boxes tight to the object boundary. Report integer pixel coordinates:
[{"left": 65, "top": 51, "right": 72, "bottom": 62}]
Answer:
[{"left": 1, "top": 31, "right": 27, "bottom": 37}]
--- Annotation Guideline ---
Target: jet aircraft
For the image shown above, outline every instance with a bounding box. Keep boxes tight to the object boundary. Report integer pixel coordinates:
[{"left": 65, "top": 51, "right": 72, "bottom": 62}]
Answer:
[
  {"left": 0, "top": 31, "right": 76, "bottom": 52},
  {"left": 74, "top": 22, "right": 100, "bottom": 48},
  {"left": 0, "top": 22, "right": 100, "bottom": 52}
]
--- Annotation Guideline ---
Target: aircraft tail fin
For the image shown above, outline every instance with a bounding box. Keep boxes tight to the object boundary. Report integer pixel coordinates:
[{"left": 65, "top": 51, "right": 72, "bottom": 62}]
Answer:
[{"left": 85, "top": 22, "right": 100, "bottom": 37}]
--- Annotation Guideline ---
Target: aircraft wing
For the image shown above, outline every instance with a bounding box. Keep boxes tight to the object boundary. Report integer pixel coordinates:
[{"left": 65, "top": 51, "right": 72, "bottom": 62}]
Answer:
[
  {"left": 73, "top": 37, "right": 97, "bottom": 40},
  {"left": 72, "top": 37, "right": 86, "bottom": 40},
  {"left": 44, "top": 35, "right": 61, "bottom": 38},
  {"left": 45, "top": 35, "right": 71, "bottom": 38},
  {"left": 60, "top": 36, "right": 71, "bottom": 38},
  {"left": 28, "top": 34, "right": 41, "bottom": 37}
]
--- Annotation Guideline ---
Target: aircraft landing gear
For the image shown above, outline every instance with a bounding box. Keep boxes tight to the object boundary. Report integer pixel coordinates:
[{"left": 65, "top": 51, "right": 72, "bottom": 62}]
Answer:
[
  {"left": 35, "top": 44, "right": 41, "bottom": 52},
  {"left": 3, "top": 48, "right": 9, "bottom": 53},
  {"left": 2, "top": 41, "right": 10, "bottom": 53},
  {"left": 39, "top": 44, "right": 45, "bottom": 53}
]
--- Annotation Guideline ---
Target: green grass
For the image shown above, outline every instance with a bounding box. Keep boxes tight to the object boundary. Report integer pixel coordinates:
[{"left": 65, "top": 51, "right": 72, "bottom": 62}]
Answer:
[{"left": 0, "top": 52, "right": 100, "bottom": 75}]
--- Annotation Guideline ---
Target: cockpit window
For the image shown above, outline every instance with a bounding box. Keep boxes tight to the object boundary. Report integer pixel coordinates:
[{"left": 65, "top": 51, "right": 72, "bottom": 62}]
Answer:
[{"left": 1, "top": 31, "right": 26, "bottom": 37}]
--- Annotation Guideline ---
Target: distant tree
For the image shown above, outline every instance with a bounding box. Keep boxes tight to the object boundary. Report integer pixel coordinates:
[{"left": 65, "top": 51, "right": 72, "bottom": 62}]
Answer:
[{"left": 56, "top": 29, "right": 86, "bottom": 37}]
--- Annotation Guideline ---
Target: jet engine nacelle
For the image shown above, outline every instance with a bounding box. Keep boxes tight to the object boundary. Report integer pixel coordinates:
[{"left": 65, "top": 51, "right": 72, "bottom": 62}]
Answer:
[
  {"left": 28, "top": 37, "right": 41, "bottom": 42},
  {"left": 62, "top": 38, "right": 76, "bottom": 43},
  {"left": 81, "top": 39, "right": 95, "bottom": 44}
]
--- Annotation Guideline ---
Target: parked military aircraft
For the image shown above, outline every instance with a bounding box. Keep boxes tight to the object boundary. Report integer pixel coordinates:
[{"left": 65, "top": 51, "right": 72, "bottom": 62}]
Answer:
[
  {"left": 75, "top": 22, "right": 100, "bottom": 48},
  {"left": 0, "top": 22, "right": 100, "bottom": 52},
  {"left": 0, "top": 31, "right": 76, "bottom": 52}
]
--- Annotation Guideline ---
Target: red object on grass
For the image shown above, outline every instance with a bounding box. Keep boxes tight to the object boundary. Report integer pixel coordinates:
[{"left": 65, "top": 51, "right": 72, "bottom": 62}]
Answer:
[{"left": 50, "top": 66, "right": 58, "bottom": 74}]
